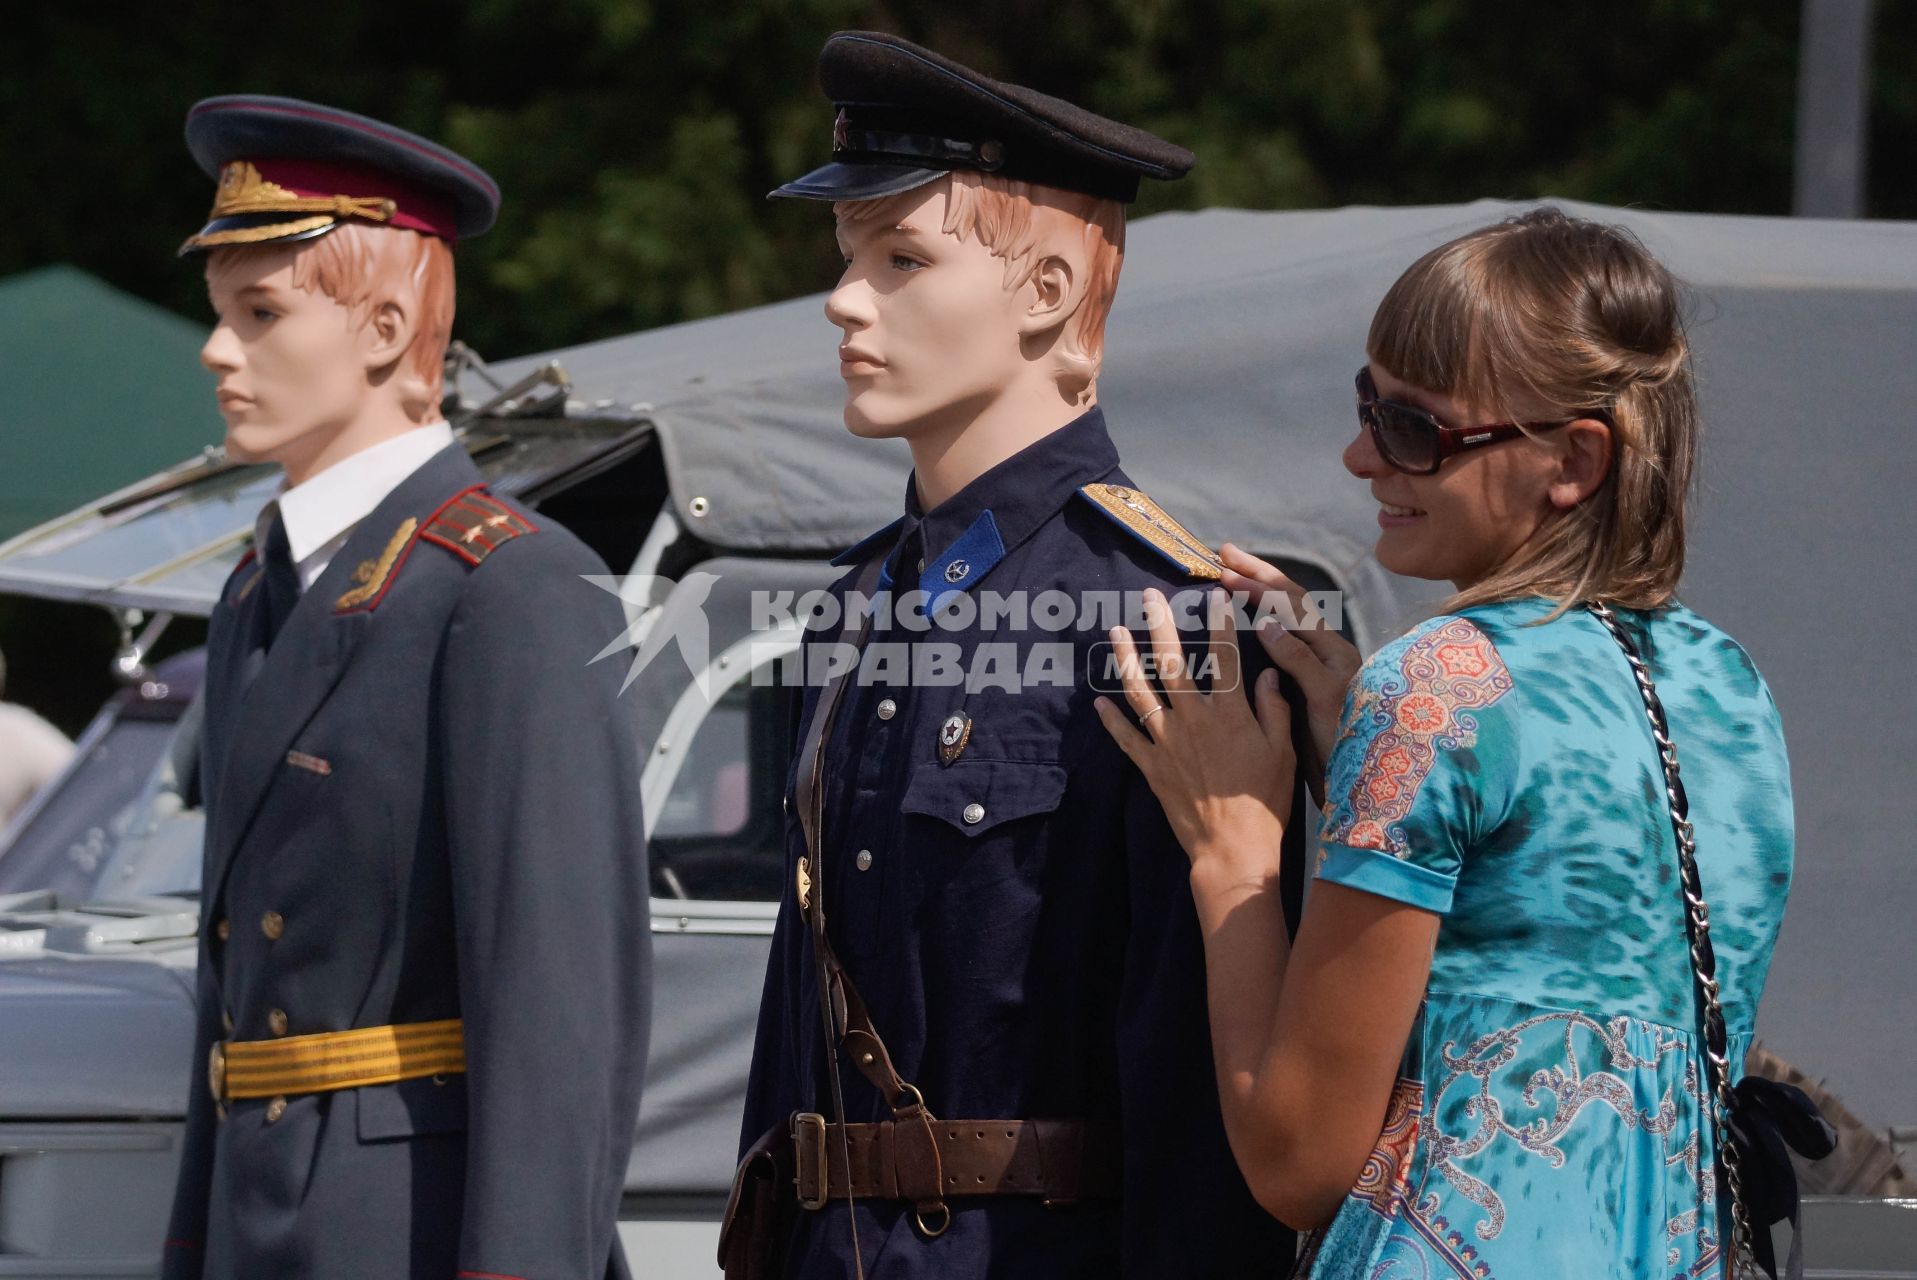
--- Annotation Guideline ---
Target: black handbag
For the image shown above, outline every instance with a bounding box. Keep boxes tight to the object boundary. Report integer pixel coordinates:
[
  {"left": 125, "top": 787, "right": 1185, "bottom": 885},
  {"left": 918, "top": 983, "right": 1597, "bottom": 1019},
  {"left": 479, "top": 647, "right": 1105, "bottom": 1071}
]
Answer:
[{"left": 1586, "top": 602, "right": 1835, "bottom": 1279}]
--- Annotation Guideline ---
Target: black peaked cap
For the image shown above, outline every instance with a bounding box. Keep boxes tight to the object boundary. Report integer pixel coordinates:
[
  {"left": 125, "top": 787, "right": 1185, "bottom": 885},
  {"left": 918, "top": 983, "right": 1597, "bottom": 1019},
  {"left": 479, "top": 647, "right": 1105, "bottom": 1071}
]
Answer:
[{"left": 773, "top": 31, "right": 1194, "bottom": 204}]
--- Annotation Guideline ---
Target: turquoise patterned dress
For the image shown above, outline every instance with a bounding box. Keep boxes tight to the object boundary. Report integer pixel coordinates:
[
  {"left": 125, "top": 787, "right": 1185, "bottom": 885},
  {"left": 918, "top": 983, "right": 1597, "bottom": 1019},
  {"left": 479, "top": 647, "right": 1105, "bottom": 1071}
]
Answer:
[{"left": 1300, "top": 598, "right": 1793, "bottom": 1279}]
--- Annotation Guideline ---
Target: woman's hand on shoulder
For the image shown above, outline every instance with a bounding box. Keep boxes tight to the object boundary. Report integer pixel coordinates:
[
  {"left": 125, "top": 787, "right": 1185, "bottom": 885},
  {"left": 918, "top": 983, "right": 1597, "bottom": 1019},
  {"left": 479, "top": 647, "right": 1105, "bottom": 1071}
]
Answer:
[
  {"left": 1219, "top": 543, "right": 1362, "bottom": 802},
  {"left": 1094, "top": 588, "right": 1296, "bottom": 880}
]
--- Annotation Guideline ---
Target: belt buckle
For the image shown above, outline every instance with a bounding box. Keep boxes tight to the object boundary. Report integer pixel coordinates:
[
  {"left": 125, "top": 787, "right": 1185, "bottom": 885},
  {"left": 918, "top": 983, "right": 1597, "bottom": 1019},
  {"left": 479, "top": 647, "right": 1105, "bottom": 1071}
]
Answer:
[
  {"left": 792, "top": 1111, "right": 828, "bottom": 1210},
  {"left": 207, "top": 1041, "right": 228, "bottom": 1105}
]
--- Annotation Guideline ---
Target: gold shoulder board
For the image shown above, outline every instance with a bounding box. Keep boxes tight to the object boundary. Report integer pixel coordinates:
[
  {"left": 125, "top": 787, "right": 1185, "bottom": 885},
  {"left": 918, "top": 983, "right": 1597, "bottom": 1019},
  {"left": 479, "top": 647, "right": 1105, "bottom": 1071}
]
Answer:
[{"left": 1077, "top": 483, "right": 1223, "bottom": 581}]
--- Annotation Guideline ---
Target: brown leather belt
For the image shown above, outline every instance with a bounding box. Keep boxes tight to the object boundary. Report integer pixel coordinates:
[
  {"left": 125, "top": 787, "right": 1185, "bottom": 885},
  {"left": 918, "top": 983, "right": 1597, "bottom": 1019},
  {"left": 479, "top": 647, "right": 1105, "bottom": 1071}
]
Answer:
[{"left": 792, "top": 1113, "right": 1118, "bottom": 1211}]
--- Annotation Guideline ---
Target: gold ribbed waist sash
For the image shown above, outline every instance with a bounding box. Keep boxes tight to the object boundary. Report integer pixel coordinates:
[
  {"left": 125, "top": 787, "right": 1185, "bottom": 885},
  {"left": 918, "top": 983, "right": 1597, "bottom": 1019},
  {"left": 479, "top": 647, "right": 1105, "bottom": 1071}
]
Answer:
[{"left": 211, "top": 1018, "right": 466, "bottom": 1102}]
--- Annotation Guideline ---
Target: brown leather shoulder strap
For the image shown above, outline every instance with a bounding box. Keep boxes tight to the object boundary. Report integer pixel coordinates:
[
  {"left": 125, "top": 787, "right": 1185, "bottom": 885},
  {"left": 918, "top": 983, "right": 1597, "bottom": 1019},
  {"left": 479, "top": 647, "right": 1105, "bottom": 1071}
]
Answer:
[
  {"left": 792, "top": 541, "right": 949, "bottom": 1244},
  {"left": 794, "top": 546, "right": 915, "bottom": 1104}
]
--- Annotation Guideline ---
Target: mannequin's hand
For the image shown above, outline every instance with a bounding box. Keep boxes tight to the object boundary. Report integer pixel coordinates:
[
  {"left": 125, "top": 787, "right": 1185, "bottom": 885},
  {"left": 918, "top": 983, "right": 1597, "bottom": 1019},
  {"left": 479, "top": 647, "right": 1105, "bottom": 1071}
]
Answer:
[
  {"left": 1095, "top": 589, "right": 1295, "bottom": 878},
  {"left": 1219, "top": 543, "right": 1361, "bottom": 803}
]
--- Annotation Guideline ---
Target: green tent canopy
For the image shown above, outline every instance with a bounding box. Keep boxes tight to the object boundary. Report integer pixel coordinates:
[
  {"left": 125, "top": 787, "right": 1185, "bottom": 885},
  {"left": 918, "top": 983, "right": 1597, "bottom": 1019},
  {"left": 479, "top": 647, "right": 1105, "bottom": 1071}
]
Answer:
[{"left": 0, "top": 266, "right": 220, "bottom": 540}]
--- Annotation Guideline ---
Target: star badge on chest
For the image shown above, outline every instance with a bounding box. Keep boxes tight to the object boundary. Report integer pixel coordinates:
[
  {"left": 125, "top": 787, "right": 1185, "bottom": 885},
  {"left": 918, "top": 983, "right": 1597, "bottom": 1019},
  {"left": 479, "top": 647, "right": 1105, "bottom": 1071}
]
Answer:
[{"left": 938, "top": 711, "right": 972, "bottom": 766}]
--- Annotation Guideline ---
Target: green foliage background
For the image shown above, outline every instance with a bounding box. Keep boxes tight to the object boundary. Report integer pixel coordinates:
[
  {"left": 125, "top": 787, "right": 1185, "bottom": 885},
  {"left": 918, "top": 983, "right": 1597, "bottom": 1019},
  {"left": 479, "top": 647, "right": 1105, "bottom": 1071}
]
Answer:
[{"left": 2, "top": 0, "right": 1912, "bottom": 362}]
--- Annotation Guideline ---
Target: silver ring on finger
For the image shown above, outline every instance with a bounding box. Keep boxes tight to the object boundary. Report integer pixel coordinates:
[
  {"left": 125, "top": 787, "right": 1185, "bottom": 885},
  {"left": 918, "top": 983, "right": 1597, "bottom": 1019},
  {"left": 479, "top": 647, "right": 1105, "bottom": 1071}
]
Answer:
[{"left": 1138, "top": 702, "right": 1168, "bottom": 729}]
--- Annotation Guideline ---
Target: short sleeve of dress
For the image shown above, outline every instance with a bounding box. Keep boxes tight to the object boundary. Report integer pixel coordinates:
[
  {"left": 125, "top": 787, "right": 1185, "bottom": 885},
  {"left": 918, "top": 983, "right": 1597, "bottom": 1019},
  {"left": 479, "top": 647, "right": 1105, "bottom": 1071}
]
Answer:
[{"left": 1315, "top": 615, "right": 1518, "bottom": 915}]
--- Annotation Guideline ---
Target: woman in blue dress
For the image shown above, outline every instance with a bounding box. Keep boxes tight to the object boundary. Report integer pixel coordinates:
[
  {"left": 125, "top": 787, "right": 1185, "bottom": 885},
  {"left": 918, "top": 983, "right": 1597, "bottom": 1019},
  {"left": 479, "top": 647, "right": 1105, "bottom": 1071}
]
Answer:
[{"left": 1096, "top": 208, "right": 1794, "bottom": 1277}]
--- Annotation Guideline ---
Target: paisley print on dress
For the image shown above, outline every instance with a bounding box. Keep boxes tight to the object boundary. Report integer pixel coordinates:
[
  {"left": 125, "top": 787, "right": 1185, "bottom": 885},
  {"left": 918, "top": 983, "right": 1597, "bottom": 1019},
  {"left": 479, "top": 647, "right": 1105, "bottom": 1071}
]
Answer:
[
  {"left": 1322, "top": 618, "right": 1513, "bottom": 857},
  {"left": 1424, "top": 1011, "right": 1686, "bottom": 1243},
  {"left": 1356, "top": 1078, "right": 1426, "bottom": 1220},
  {"left": 1302, "top": 600, "right": 1792, "bottom": 1279}
]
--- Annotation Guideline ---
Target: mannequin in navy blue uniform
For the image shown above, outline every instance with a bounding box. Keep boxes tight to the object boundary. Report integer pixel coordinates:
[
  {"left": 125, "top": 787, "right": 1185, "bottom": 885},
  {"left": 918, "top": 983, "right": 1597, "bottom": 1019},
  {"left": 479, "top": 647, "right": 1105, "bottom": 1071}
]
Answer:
[
  {"left": 161, "top": 96, "right": 649, "bottom": 1280},
  {"left": 733, "top": 33, "right": 1297, "bottom": 1279}
]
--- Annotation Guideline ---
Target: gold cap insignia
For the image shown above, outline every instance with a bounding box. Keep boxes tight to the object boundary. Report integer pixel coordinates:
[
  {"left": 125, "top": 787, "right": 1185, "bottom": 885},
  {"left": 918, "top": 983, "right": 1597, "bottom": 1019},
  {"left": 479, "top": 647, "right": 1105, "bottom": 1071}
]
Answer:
[
  {"left": 211, "top": 160, "right": 398, "bottom": 223},
  {"left": 181, "top": 161, "right": 400, "bottom": 252}
]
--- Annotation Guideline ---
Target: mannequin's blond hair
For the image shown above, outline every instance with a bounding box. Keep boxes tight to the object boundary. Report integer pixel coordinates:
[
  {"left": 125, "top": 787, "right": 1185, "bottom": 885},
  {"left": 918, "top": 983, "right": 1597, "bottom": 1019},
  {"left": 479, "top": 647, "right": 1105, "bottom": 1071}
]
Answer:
[
  {"left": 207, "top": 221, "right": 454, "bottom": 420},
  {"left": 836, "top": 171, "right": 1126, "bottom": 389}
]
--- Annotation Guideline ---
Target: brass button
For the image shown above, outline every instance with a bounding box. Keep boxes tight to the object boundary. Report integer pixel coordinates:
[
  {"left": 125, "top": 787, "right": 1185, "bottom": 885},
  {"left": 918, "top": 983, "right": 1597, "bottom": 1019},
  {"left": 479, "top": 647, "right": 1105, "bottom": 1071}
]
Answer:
[
  {"left": 916, "top": 557, "right": 925, "bottom": 573},
  {"left": 877, "top": 699, "right": 897, "bottom": 721},
  {"left": 267, "top": 1008, "right": 288, "bottom": 1036},
  {"left": 264, "top": 1096, "right": 287, "bottom": 1124},
  {"left": 215, "top": 918, "right": 230, "bottom": 941},
  {"left": 856, "top": 849, "right": 874, "bottom": 871},
  {"left": 260, "top": 911, "right": 284, "bottom": 940},
  {"left": 962, "top": 803, "right": 985, "bottom": 825}
]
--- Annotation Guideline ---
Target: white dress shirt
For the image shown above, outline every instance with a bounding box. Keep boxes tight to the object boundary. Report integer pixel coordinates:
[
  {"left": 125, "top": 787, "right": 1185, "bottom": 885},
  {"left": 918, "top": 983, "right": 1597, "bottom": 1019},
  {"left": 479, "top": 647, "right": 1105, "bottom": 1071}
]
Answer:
[{"left": 255, "top": 422, "right": 456, "bottom": 591}]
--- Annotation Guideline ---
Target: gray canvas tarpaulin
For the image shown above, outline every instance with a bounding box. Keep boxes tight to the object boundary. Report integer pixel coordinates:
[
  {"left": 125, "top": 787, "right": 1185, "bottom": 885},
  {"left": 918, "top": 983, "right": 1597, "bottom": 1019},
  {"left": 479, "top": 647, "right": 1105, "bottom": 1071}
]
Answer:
[{"left": 503, "top": 198, "right": 1917, "bottom": 1144}]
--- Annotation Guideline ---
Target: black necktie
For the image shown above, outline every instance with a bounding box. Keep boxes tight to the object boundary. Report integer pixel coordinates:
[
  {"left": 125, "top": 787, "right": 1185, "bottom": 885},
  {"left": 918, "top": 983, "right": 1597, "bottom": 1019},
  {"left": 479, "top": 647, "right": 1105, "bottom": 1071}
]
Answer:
[
  {"left": 887, "top": 520, "right": 923, "bottom": 591},
  {"left": 258, "top": 512, "right": 301, "bottom": 650}
]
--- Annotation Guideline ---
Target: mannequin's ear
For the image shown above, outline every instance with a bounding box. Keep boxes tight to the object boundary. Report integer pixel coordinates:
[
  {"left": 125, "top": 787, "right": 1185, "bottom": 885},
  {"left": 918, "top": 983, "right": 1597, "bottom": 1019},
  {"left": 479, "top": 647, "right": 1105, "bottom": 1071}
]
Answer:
[
  {"left": 361, "top": 292, "right": 438, "bottom": 419},
  {"left": 1018, "top": 253, "right": 1085, "bottom": 337},
  {"left": 361, "top": 296, "right": 417, "bottom": 374},
  {"left": 1545, "top": 418, "right": 1615, "bottom": 510}
]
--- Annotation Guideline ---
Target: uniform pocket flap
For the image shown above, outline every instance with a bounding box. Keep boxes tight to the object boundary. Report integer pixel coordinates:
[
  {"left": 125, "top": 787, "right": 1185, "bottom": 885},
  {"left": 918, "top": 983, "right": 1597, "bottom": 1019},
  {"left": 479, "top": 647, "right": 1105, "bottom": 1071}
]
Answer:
[
  {"left": 900, "top": 759, "right": 1068, "bottom": 837},
  {"left": 354, "top": 1073, "right": 468, "bottom": 1142}
]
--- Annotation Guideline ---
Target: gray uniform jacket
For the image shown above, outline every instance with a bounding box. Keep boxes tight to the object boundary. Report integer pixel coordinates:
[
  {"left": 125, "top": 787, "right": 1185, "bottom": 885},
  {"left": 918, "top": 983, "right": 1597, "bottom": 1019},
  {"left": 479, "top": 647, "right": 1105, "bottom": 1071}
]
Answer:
[{"left": 162, "top": 443, "right": 651, "bottom": 1280}]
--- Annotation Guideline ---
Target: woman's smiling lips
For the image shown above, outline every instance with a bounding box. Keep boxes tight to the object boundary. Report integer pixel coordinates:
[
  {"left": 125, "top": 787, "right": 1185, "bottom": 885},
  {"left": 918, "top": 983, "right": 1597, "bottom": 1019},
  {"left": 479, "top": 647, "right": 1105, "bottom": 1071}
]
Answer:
[{"left": 1377, "top": 498, "right": 1426, "bottom": 528}]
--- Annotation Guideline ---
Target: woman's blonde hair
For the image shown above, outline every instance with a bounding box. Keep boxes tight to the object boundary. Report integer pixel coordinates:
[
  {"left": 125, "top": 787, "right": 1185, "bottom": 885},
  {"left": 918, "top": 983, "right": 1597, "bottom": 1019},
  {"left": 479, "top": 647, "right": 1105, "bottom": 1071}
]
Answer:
[
  {"left": 836, "top": 171, "right": 1126, "bottom": 391},
  {"left": 1367, "top": 206, "right": 1696, "bottom": 614}
]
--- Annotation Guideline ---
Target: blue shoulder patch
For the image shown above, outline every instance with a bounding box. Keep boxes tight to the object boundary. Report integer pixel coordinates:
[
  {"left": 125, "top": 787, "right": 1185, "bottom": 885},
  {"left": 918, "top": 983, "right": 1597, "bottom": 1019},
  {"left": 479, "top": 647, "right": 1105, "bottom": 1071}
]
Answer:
[{"left": 920, "top": 510, "right": 1005, "bottom": 611}]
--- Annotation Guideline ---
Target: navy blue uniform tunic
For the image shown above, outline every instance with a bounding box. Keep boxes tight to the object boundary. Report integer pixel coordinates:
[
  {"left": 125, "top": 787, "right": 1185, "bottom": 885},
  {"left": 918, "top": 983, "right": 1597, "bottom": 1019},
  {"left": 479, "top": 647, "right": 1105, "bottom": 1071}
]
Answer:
[
  {"left": 163, "top": 443, "right": 651, "bottom": 1280},
  {"left": 740, "top": 409, "right": 1293, "bottom": 1277}
]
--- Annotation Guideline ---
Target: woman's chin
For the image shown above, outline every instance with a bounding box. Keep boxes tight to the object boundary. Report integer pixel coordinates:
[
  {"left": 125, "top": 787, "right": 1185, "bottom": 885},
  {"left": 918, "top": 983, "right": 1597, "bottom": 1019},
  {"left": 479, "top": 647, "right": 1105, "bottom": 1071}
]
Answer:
[{"left": 1373, "top": 533, "right": 1453, "bottom": 584}]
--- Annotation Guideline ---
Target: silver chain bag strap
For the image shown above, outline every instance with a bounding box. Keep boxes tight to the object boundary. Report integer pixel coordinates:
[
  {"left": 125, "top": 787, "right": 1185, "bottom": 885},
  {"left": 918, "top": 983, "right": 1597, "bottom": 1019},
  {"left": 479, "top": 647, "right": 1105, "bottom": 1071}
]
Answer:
[
  {"left": 1585, "top": 601, "right": 1832, "bottom": 1280},
  {"left": 1579, "top": 601, "right": 1832, "bottom": 1280},
  {"left": 1586, "top": 601, "right": 1756, "bottom": 1274}
]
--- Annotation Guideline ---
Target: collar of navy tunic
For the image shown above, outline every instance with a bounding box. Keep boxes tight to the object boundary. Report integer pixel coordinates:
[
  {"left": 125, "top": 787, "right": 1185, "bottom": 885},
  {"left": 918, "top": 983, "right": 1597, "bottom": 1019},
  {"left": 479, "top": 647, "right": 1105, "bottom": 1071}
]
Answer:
[
  {"left": 837, "top": 406, "right": 1121, "bottom": 610},
  {"left": 255, "top": 422, "right": 455, "bottom": 591}
]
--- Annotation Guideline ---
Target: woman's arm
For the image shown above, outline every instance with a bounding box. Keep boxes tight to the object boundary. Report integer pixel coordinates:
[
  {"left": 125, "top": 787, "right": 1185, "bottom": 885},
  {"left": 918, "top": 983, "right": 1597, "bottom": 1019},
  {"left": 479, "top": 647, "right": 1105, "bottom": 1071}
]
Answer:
[
  {"left": 1228, "top": 882, "right": 1436, "bottom": 1226},
  {"left": 1094, "top": 590, "right": 1436, "bottom": 1228}
]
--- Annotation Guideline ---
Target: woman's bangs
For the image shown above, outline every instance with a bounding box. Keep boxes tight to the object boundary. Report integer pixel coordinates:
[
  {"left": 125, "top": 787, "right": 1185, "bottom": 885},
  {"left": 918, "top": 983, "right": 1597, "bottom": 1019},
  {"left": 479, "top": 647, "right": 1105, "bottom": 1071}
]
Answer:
[{"left": 1365, "top": 241, "right": 1512, "bottom": 415}]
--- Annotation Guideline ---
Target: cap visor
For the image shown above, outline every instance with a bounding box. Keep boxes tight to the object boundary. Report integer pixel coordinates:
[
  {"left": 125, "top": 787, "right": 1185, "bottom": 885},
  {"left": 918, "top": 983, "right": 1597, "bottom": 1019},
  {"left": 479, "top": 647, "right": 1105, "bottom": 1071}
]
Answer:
[
  {"left": 770, "top": 161, "right": 947, "bottom": 202},
  {"left": 178, "top": 213, "right": 341, "bottom": 257}
]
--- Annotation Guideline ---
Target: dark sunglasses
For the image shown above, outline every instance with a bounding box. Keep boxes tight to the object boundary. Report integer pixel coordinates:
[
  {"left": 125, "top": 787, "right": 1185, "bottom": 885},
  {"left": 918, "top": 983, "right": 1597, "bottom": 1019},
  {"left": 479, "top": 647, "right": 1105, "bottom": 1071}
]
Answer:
[{"left": 1355, "top": 366, "right": 1588, "bottom": 475}]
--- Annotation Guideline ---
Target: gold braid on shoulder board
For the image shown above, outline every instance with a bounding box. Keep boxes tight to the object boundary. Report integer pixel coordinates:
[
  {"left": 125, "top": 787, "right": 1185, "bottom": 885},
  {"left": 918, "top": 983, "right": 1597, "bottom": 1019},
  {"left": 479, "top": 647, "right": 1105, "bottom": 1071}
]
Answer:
[{"left": 1077, "top": 483, "right": 1224, "bottom": 580}]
